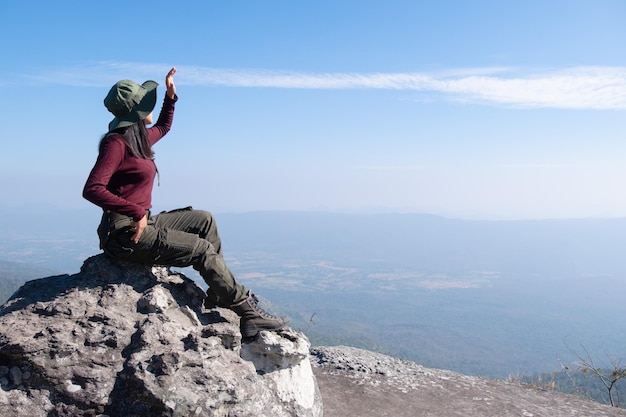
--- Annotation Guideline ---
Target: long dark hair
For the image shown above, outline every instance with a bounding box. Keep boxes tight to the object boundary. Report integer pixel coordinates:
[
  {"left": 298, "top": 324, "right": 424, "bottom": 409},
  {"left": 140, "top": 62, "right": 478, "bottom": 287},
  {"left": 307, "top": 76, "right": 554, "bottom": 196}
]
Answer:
[{"left": 101, "top": 122, "right": 154, "bottom": 159}]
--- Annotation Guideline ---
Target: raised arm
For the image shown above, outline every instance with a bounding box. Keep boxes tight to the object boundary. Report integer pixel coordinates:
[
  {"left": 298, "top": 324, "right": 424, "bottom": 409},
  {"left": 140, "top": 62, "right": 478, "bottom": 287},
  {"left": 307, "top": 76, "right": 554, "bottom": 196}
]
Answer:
[{"left": 148, "top": 67, "right": 178, "bottom": 145}]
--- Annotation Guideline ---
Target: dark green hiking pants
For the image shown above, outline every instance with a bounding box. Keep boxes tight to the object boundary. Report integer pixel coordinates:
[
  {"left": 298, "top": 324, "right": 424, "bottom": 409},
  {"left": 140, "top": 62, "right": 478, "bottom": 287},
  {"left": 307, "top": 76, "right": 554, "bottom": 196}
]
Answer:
[{"left": 98, "top": 207, "right": 247, "bottom": 305}]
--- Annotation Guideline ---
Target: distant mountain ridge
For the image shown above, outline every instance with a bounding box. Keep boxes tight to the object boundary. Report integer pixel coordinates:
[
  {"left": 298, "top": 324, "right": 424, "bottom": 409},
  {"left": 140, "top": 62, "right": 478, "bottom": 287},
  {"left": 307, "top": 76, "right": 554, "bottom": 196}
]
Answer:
[{"left": 3, "top": 207, "right": 626, "bottom": 275}]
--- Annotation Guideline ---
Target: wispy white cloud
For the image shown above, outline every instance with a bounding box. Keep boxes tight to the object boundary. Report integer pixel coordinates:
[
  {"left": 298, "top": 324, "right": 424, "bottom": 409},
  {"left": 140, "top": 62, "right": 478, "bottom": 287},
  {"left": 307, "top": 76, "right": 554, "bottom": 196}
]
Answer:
[
  {"left": 15, "top": 61, "right": 626, "bottom": 110},
  {"left": 354, "top": 165, "right": 427, "bottom": 171},
  {"left": 497, "top": 163, "right": 575, "bottom": 169}
]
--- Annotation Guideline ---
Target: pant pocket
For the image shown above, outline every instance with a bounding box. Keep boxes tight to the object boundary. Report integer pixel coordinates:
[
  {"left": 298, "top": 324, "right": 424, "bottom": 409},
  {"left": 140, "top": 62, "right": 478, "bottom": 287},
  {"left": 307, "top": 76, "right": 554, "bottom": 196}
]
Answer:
[
  {"left": 104, "top": 227, "right": 135, "bottom": 261},
  {"left": 152, "top": 227, "right": 206, "bottom": 267}
]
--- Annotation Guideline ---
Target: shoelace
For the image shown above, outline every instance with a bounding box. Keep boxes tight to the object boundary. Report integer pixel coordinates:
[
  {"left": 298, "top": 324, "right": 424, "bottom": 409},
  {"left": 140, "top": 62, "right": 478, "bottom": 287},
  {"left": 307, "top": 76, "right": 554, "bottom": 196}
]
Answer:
[{"left": 249, "top": 295, "right": 282, "bottom": 320}]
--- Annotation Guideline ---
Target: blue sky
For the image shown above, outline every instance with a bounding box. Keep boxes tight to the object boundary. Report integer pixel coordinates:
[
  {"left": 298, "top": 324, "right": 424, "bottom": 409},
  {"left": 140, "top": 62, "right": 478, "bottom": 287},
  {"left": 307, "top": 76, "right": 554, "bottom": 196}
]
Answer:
[{"left": 1, "top": 0, "right": 626, "bottom": 219}]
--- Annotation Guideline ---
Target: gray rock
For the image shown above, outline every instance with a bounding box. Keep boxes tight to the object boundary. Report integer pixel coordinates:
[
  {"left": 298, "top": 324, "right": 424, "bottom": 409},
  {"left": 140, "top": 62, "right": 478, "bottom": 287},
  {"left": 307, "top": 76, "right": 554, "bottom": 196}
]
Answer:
[
  {"left": 0, "top": 254, "right": 322, "bottom": 417},
  {"left": 311, "top": 345, "right": 626, "bottom": 417}
]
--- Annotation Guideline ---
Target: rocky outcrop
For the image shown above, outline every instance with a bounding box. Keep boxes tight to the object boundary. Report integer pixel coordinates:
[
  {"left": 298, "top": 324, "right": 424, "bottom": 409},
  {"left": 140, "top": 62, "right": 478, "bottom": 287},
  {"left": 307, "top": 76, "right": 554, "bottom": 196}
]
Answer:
[
  {"left": 0, "top": 254, "right": 322, "bottom": 417},
  {"left": 311, "top": 346, "right": 626, "bottom": 417}
]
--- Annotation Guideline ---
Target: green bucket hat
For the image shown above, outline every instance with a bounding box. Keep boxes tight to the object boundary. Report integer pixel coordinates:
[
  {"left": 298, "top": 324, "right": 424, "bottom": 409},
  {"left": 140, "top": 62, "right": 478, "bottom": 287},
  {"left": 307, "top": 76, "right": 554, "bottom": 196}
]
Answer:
[{"left": 104, "top": 79, "right": 159, "bottom": 132}]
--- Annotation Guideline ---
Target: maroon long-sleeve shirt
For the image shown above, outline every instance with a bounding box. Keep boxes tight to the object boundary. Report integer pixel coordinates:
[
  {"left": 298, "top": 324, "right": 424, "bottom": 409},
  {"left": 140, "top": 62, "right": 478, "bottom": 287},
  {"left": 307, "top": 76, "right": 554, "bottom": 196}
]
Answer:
[{"left": 83, "top": 95, "right": 177, "bottom": 221}]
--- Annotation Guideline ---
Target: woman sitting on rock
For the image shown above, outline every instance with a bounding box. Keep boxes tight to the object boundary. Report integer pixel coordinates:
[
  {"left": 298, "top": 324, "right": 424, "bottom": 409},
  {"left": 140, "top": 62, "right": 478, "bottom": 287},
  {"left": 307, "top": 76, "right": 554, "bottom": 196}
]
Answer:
[{"left": 83, "top": 67, "right": 288, "bottom": 338}]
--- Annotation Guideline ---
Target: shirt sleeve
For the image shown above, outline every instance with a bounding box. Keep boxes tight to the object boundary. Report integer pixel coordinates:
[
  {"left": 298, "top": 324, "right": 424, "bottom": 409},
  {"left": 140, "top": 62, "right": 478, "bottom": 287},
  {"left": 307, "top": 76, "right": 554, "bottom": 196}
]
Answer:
[
  {"left": 148, "top": 94, "right": 178, "bottom": 146},
  {"left": 82, "top": 136, "right": 147, "bottom": 221}
]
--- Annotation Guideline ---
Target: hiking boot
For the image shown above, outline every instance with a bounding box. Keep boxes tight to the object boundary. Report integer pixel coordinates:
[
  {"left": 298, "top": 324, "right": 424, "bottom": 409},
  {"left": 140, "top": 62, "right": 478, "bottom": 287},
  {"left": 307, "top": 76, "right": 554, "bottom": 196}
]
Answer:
[{"left": 230, "top": 292, "right": 290, "bottom": 338}]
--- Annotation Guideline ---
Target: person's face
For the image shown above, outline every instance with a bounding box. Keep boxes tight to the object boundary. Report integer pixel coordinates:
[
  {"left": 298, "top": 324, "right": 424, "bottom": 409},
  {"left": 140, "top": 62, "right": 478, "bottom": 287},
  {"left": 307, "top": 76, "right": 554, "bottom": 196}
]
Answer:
[{"left": 143, "top": 112, "right": 153, "bottom": 125}]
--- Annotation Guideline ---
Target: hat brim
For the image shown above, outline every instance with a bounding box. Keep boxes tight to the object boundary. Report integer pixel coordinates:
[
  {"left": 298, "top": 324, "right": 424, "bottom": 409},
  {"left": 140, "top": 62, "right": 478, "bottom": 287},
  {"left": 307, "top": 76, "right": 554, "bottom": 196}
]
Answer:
[{"left": 108, "top": 80, "right": 159, "bottom": 132}]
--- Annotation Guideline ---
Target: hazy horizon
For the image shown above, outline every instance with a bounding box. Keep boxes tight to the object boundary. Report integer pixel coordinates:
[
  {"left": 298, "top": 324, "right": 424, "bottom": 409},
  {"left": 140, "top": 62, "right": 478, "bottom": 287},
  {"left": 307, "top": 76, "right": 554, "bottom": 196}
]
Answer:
[{"left": 1, "top": 208, "right": 625, "bottom": 379}]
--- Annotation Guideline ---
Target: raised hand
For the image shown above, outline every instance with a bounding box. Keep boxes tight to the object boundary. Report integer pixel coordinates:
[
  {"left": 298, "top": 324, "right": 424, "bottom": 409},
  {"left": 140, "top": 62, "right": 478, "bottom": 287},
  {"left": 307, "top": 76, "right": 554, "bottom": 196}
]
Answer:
[{"left": 165, "top": 67, "right": 176, "bottom": 99}]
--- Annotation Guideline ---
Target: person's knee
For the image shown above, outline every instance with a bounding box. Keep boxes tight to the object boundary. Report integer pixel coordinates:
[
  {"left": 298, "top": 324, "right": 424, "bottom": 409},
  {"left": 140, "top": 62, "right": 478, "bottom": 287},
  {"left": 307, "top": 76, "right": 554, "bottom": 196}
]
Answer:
[
  {"left": 195, "top": 210, "right": 215, "bottom": 228},
  {"left": 196, "top": 209, "right": 213, "bottom": 219}
]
